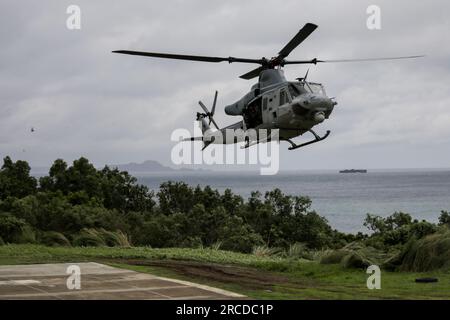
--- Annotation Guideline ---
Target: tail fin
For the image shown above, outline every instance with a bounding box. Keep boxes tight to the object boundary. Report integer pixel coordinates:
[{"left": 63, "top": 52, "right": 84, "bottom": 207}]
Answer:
[
  {"left": 182, "top": 114, "right": 213, "bottom": 148},
  {"left": 197, "top": 113, "right": 213, "bottom": 150},
  {"left": 197, "top": 113, "right": 211, "bottom": 135}
]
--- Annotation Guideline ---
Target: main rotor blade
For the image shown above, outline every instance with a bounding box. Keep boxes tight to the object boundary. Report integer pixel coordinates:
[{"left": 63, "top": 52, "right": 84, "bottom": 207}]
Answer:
[
  {"left": 239, "top": 66, "right": 265, "bottom": 80},
  {"left": 319, "top": 55, "right": 426, "bottom": 63},
  {"left": 284, "top": 55, "right": 425, "bottom": 65},
  {"left": 112, "top": 50, "right": 263, "bottom": 64},
  {"left": 211, "top": 91, "right": 218, "bottom": 117},
  {"left": 278, "top": 23, "right": 318, "bottom": 59}
]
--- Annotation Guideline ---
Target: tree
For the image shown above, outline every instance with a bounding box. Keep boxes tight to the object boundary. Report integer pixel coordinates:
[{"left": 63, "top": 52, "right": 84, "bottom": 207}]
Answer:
[
  {"left": 0, "top": 156, "right": 37, "bottom": 200},
  {"left": 364, "top": 214, "right": 387, "bottom": 233},
  {"left": 218, "top": 215, "right": 263, "bottom": 253},
  {"left": 157, "top": 181, "right": 195, "bottom": 215},
  {"left": 40, "top": 159, "right": 155, "bottom": 212},
  {"left": 385, "top": 212, "right": 412, "bottom": 230},
  {"left": 100, "top": 166, "right": 155, "bottom": 212},
  {"left": 39, "top": 157, "right": 101, "bottom": 198},
  {"left": 39, "top": 159, "right": 68, "bottom": 192},
  {"left": 439, "top": 211, "right": 450, "bottom": 226}
]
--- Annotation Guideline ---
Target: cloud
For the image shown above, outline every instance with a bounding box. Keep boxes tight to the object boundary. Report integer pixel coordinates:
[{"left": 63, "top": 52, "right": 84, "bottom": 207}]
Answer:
[{"left": 0, "top": 0, "right": 449, "bottom": 169}]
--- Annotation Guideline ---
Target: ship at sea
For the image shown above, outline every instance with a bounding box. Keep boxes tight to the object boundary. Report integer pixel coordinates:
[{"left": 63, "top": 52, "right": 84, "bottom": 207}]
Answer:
[{"left": 339, "top": 169, "right": 367, "bottom": 173}]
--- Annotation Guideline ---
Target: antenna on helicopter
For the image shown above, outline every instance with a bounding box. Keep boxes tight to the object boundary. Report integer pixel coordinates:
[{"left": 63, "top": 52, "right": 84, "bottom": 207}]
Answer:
[{"left": 296, "top": 68, "right": 310, "bottom": 82}]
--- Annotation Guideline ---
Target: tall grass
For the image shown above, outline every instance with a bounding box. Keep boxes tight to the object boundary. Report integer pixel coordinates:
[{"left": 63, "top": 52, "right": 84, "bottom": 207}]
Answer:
[
  {"left": 284, "top": 243, "right": 314, "bottom": 260},
  {"left": 320, "top": 242, "right": 389, "bottom": 268},
  {"left": 252, "top": 245, "right": 283, "bottom": 257},
  {"left": 72, "top": 228, "right": 131, "bottom": 247},
  {"left": 40, "top": 231, "right": 71, "bottom": 247},
  {"left": 210, "top": 241, "right": 222, "bottom": 251},
  {"left": 399, "top": 227, "right": 450, "bottom": 271},
  {"left": 73, "top": 229, "right": 106, "bottom": 247},
  {"left": 100, "top": 229, "right": 131, "bottom": 247}
]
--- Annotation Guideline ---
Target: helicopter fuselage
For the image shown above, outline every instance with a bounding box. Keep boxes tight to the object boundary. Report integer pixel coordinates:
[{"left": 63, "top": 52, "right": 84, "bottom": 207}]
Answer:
[{"left": 217, "top": 69, "right": 336, "bottom": 145}]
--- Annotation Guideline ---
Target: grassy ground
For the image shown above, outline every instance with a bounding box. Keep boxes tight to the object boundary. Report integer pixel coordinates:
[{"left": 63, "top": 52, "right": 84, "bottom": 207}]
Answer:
[{"left": 0, "top": 244, "right": 449, "bottom": 299}]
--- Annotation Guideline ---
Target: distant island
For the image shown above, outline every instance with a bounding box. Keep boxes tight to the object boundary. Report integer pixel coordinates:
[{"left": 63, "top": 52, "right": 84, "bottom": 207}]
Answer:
[
  {"left": 113, "top": 160, "right": 207, "bottom": 173},
  {"left": 32, "top": 160, "right": 205, "bottom": 174},
  {"left": 113, "top": 160, "right": 178, "bottom": 172},
  {"left": 339, "top": 169, "right": 367, "bottom": 173}
]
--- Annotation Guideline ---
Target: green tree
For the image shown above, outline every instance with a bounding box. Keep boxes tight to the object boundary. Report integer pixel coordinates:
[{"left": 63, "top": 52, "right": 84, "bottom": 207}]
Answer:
[
  {"left": 0, "top": 156, "right": 37, "bottom": 200},
  {"left": 157, "top": 181, "right": 195, "bottom": 215},
  {"left": 40, "top": 159, "right": 155, "bottom": 212},
  {"left": 99, "top": 166, "right": 155, "bottom": 212},
  {"left": 439, "top": 211, "right": 450, "bottom": 226}
]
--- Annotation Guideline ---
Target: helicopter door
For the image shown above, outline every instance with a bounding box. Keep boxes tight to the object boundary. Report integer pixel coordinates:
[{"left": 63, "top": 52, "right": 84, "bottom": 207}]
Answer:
[
  {"left": 243, "top": 97, "right": 263, "bottom": 129},
  {"left": 262, "top": 91, "right": 278, "bottom": 125}
]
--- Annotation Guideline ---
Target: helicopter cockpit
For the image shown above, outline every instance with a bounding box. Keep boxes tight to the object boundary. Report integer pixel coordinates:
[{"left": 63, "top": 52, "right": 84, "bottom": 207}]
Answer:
[
  {"left": 288, "top": 83, "right": 307, "bottom": 98},
  {"left": 304, "top": 82, "right": 327, "bottom": 96},
  {"left": 288, "top": 82, "right": 326, "bottom": 98}
]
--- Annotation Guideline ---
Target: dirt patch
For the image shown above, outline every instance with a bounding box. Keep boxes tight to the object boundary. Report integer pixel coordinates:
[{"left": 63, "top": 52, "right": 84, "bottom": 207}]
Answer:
[{"left": 118, "top": 259, "right": 319, "bottom": 291}]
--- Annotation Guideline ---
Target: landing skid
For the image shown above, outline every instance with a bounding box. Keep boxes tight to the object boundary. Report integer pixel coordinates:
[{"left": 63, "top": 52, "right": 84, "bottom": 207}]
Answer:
[{"left": 285, "top": 129, "right": 330, "bottom": 150}]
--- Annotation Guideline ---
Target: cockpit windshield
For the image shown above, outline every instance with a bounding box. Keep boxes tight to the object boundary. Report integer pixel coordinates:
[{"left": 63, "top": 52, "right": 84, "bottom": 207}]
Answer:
[
  {"left": 305, "top": 82, "right": 326, "bottom": 96},
  {"left": 289, "top": 82, "right": 326, "bottom": 97},
  {"left": 288, "top": 83, "right": 307, "bottom": 98}
]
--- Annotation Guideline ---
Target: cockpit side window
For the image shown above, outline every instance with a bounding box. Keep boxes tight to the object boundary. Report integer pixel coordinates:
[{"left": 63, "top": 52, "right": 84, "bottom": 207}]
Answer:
[{"left": 279, "top": 89, "right": 292, "bottom": 106}]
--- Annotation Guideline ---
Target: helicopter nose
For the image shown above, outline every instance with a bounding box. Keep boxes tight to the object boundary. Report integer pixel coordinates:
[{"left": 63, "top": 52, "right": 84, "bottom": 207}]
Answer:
[
  {"left": 309, "top": 95, "right": 334, "bottom": 110},
  {"left": 293, "top": 94, "right": 335, "bottom": 123}
]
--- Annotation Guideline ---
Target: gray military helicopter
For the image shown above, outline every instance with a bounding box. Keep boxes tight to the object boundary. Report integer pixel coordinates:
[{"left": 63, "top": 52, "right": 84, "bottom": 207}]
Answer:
[{"left": 113, "top": 23, "right": 422, "bottom": 150}]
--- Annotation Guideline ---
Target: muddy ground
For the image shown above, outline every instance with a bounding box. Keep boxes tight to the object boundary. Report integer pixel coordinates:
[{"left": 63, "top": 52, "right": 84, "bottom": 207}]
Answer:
[{"left": 119, "top": 259, "right": 321, "bottom": 292}]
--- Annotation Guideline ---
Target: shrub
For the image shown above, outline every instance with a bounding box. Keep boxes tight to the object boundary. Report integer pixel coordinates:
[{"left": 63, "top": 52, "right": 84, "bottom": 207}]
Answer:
[
  {"left": 137, "top": 214, "right": 182, "bottom": 247},
  {"left": 13, "top": 225, "right": 36, "bottom": 244},
  {"left": 0, "top": 214, "right": 37, "bottom": 244},
  {"left": 179, "top": 236, "right": 203, "bottom": 248},
  {"left": 217, "top": 216, "right": 264, "bottom": 253},
  {"left": 320, "top": 250, "right": 349, "bottom": 264},
  {"left": 409, "top": 221, "right": 437, "bottom": 239},
  {"left": 363, "top": 213, "right": 438, "bottom": 248},
  {"left": 341, "top": 252, "right": 372, "bottom": 268}
]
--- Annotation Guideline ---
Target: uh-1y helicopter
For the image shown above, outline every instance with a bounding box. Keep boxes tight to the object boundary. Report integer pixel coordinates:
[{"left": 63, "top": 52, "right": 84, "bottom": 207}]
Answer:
[{"left": 113, "top": 23, "right": 423, "bottom": 150}]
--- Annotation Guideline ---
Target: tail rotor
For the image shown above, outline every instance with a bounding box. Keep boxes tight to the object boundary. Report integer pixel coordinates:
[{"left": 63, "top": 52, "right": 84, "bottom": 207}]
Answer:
[{"left": 198, "top": 91, "right": 219, "bottom": 129}]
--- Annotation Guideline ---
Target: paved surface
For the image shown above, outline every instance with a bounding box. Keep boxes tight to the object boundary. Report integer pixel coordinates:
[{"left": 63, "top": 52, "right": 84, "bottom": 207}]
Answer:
[{"left": 0, "top": 262, "right": 245, "bottom": 300}]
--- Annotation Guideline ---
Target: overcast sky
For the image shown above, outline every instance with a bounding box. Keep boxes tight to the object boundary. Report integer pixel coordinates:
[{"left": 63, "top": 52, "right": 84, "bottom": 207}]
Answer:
[{"left": 1, "top": 0, "right": 449, "bottom": 171}]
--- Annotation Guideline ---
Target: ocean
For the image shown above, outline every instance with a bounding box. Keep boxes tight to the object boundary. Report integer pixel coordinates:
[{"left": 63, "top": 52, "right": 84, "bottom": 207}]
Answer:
[{"left": 136, "top": 170, "right": 450, "bottom": 233}]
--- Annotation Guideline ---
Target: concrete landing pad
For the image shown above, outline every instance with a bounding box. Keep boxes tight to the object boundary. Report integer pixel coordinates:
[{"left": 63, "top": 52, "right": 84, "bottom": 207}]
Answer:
[{"left": 0, "top": 262, "right": 245, "bottom": 300}]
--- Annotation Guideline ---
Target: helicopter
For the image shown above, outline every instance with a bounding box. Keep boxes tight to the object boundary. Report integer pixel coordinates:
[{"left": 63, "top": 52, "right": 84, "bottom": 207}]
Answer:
[{"left": 113, "top": 23, "right": 423, "bottom": 150}]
